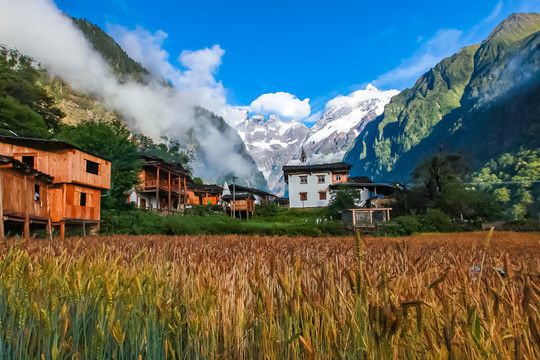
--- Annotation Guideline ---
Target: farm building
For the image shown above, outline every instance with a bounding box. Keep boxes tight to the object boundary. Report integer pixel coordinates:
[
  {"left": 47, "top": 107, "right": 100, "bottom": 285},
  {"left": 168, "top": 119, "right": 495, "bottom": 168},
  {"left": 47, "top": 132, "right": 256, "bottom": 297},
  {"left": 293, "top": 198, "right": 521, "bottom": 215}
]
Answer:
[
  {"left": 128, "top": 154, "right": 190, "bottom": 213},
  {"left": 0, "top": 136, "right": 111, "bottom": 238},
  {"left": 0, "top": 155, "right": 54, "bottom": 238}
]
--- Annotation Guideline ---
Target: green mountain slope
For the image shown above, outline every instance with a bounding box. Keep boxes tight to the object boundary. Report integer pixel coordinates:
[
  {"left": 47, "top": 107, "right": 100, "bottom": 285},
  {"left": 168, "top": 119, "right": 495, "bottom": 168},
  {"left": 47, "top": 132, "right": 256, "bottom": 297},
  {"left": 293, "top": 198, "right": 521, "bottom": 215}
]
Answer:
[{"left": 345, "top": 13, "right": 540, "bottom": 182}]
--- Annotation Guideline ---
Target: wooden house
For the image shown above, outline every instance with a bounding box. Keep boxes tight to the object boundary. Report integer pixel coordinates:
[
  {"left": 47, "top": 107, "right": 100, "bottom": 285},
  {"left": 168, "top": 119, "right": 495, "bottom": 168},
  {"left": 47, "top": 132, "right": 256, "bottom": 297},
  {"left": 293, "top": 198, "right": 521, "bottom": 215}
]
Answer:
[
  {"left": 0, "top": 155, "right": 54, "bottom": 238},
  {"left": 186, "top": 183, "right": 223, "bottom": 205},
  {"left": 128, "top": 154, "right": 190, "bottom": 212},
  {"left": 0, "top": 136, "right": 111, "bottom": 238}
]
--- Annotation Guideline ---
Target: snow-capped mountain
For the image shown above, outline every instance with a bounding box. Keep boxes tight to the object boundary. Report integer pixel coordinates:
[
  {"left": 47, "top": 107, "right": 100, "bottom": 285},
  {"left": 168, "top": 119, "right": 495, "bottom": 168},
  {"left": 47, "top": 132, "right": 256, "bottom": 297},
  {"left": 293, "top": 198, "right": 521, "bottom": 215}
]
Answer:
[
  {"left": 221, "top": 108, "right": 309, "bottom": 196},
  {"left": 222, "top": 85, "right": 398, "bottom": 195},
  {"left": 294, "top": 85, "right": 399, "bottom": 164}
]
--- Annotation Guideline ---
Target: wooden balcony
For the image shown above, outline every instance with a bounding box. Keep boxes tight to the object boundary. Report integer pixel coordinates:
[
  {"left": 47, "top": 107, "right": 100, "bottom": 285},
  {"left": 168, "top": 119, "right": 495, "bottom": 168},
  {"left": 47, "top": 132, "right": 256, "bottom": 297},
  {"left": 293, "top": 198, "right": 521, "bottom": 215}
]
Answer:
[{"left": 137, "top": 180, "right": 181, "bottom": 193}]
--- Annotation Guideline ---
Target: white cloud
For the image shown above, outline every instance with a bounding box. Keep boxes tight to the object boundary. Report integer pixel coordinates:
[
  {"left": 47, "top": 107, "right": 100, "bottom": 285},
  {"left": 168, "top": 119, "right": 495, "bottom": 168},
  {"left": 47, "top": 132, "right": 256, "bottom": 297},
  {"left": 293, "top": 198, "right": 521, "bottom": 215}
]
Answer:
[
  {"left": 250, "top": 92, "right": 311, "bottom": 120},
  {"left": 108, "top": 25, "right": 227, "bottom": 111},
  {"left": 0, "top": 0, "right": 256, "bottom": 181}
]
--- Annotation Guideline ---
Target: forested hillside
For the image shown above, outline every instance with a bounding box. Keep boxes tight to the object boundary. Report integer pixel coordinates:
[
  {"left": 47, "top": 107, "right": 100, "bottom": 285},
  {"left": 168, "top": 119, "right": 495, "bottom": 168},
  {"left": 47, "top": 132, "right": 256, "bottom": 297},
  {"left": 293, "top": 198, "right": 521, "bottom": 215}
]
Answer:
[
  {"left": 0, "top": 16, "right": 269, "bottom": 191},
  {"left": 345, "top": 13, "right": 540, "bottom": 183}
]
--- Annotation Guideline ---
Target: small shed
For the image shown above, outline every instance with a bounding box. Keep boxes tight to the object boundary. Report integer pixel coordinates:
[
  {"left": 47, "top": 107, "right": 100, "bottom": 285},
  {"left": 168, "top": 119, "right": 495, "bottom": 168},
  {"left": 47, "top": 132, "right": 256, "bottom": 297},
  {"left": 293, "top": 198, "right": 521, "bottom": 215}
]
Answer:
[{"left": 222, "top": 192, "right": 255, "bottom": 219}]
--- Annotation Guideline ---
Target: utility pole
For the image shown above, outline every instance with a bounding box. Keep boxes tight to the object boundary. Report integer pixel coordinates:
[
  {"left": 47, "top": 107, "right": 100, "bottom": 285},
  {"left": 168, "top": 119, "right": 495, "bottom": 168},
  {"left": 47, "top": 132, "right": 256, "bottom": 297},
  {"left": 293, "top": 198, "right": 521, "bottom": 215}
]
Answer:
[{"left": 232, "top": 176, "right": 238, "bottom": 218}]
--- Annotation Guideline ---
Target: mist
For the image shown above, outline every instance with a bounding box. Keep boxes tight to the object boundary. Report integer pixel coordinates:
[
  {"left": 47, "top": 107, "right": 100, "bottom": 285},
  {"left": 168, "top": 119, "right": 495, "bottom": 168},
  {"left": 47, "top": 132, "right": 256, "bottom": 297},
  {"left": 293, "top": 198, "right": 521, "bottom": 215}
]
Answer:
[{"left": 0, "top": 0, "right": 256, "bottom": 181}]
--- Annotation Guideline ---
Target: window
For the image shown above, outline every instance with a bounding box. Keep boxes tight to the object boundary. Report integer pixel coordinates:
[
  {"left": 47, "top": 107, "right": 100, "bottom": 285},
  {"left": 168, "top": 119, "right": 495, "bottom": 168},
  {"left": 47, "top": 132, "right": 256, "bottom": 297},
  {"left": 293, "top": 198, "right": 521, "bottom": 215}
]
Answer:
[
  {"left": 22, "top": 156, "right": 35, "bottom": 169},
  {"left": 319, "top": 191, "right": 327, "bottom": 200},
  {"left": 317, "top": 175, "right": 325, "bottom": 184},
  {"left": 34, "top": 184, "right": 40, "bottom": 201},
  {"left": 299, "top": 192, "right": 307, "bottom": 201},
  {"left": 300, "top": 176, "right": 308, "bottom": 184},
  {"left": 80, "top": 192, "right": 87, "bottom": 207},
  {"left": 86, "top": 160, "right": 99, "bottom": 175},
  {"left": 335, "top": 174, "right": 341, "bottom": 181}
]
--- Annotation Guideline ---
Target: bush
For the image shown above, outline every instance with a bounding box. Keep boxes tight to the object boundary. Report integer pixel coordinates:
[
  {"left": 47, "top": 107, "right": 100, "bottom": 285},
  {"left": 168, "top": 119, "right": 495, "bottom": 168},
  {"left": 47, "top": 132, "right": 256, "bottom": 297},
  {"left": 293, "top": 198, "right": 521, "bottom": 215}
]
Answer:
[
  {"left": 421, "top": 209, "right": 456, "bottom": 232},
  {"left": 500, "top": 219, "right": 540, "bottom": 232},
  {"left": 100, "top": 209, "right": 347, "bottom": 237}
]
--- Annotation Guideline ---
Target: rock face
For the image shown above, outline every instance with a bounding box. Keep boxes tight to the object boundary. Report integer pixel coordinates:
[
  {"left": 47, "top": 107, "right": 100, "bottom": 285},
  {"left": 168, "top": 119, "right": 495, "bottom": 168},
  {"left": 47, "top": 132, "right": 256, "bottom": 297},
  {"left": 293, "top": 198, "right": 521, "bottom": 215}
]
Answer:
[
  {"left": 222, "top": 108, "right": 309, "bottom": 196},
  {"left": 344, "top": 13, "right": 540, "bottom": 182},
  {"left": 223, "top": 85, "right": 398, "bottom": 195},
  {"left": 296, "top": 85, "right": 399, "bottom": 164}
]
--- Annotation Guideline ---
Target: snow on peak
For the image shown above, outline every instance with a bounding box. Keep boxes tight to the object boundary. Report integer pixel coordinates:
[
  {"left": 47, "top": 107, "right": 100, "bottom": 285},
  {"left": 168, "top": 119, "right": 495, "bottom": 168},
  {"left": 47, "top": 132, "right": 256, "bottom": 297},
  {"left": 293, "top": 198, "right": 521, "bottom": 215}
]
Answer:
[{"left": 325, "top": 85, "right": 399, "bottom": 111}]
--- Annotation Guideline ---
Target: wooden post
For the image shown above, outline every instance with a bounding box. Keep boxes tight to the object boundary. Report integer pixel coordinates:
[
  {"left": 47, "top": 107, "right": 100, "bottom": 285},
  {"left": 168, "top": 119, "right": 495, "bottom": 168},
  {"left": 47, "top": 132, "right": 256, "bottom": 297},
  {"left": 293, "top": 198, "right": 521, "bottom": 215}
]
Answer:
[
  {"left": 0, "top": 169, "right": 4, "bottom": 243},
  {"left": 369, "top": 209, "right": 373, "bottom": 225},
  {"left": 24, "top": 175, "right": 30, "bottom": 238},
  {"left": 168, "top": 172, "right": 171, "bottom": 212},
  {"left": 387, "top": 208, "right": 390, "bottom": 222},
  {"left": 156, "top": 167, "right": 160, "bottom": 211},
  {"left": 83, "top": 221, "right": 86, "bottom": 237},
  {"left": 46, "top": 184, "right": 52, "bottom": 242},
  {"left": 183, "top": 177, "right": 187, "bottom": 211},
  {"left": 352, "top": 209, "right": 356, "bottom": 228},
  {"left": 180, "top": 176, "right": 182, "bottom": 212},
  {"left": 60, "top": 222, "right": 65, "bottom": 240}
]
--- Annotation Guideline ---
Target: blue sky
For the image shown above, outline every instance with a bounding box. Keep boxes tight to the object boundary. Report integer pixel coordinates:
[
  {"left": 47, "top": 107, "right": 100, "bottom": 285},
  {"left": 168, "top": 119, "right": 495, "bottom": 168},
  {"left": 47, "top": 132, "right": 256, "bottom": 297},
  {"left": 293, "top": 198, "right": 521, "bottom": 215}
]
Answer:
[{"left": 54, "top": 0, "right": 539, "bottom": 121}]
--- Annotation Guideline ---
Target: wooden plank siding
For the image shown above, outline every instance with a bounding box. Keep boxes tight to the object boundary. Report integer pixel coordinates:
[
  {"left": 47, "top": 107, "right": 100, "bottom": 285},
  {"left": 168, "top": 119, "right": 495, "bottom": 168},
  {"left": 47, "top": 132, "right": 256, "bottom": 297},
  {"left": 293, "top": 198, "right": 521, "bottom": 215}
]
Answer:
[
  {"left": 0, "top": 168, "right": 50, "bottom": 221},
  {"left": 0, "top": 143, "right": 111, "bottom": 189}
]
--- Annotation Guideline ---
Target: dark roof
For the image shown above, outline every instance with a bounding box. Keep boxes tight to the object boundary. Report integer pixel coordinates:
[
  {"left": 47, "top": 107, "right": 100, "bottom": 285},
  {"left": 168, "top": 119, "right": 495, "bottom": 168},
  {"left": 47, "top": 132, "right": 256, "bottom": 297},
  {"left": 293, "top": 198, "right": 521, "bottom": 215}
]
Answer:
[
  {"left": 0, "top": 136, "right": 110, "bottom": 161},
  {"left": 228, "top": 184, "right": 275, "bottom": 198},
  {"left": 222, "top": 192, "right": 255, "bottom": 201},
  {"left": 141, "top": 153, "right": 190, "bottom": 177},
  {"left": 349, "top": 176, "right": 373, "bottom": 184},
  {"left": 0, "top": 155, "right": 54, "bottom": 183},
  {"left": 189, "top": 183, "right": 223, "bottom": 194},
  {"left": 282, "top": 162, "right": 352, "bottom": 174}
]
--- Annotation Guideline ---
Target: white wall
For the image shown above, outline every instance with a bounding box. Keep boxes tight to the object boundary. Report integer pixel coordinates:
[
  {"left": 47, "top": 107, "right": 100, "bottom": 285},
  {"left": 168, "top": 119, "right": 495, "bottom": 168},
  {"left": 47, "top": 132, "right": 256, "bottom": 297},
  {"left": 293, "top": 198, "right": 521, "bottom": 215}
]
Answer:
[
  {"left": 128, "top": 191, "right": 158, "bottom": 209},
  {"left": 288, "top": 172, "right": 331, "bottom": 208}
]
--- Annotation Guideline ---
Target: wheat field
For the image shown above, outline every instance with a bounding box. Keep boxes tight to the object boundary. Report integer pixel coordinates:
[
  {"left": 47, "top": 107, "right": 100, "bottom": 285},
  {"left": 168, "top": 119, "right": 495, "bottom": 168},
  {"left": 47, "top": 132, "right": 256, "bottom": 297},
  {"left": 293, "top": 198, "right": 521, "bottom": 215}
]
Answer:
[{"left": 0, "top": 231, "right": 539, "bottom": 359}]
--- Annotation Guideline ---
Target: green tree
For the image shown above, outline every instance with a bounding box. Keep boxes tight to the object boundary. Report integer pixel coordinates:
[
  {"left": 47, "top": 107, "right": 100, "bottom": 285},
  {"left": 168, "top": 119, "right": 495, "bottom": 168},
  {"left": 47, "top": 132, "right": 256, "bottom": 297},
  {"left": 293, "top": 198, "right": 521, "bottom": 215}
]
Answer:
[
  {"left": 56, "top": 120, "right": 142, "bottom": 209},
  {"left": 327, "top": 185, "right": 357, "bottom": 219},
  {"left": 0, "top": 96, "right": 49, "bottom": 138},
  {"left": 0, "top": 46, "right": 64, "bottom": 131}
]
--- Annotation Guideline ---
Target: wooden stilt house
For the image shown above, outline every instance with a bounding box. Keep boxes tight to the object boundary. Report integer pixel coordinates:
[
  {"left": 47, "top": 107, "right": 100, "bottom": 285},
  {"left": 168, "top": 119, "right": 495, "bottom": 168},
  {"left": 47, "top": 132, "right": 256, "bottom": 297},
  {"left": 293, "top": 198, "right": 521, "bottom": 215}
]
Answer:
[
  {"left": 0, "top": 136, "right": 111, "bottom": 238},
  {"left": 128, "top": 154, "right": 190, "bottom": 213},
  {"left": 0, "top": 155, "right": 54, "bottom": 239}
]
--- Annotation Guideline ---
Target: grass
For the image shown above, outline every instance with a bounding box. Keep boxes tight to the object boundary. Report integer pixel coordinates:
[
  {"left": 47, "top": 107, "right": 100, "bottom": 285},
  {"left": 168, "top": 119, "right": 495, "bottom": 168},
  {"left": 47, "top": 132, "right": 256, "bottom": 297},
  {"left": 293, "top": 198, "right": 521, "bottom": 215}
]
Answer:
[
  {"left": 100, "top": 206, "right": 347, "bottom": 237},
  {"left": 0, "top": 231, "right": 538, "bottom": 359}
]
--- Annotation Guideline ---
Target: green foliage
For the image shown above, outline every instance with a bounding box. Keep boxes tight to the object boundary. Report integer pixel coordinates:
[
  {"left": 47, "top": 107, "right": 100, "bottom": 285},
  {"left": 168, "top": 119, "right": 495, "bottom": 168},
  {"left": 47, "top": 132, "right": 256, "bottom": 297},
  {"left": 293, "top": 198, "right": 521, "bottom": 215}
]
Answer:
[
  {"left": 0, "top": 46, "right": 64, "bottom": 134},
  {"left": 192, "top": 177, "right": 203, "bottom": 184},
  {"left": 393, "top": 153, "right": 501, "bottom": 226},
  {"left": 101, "top": 208, "right": 347, "bottom": 237},
  {"left": 133, "top": 134, "right": 191, "bottom": 169},
  {"left": 345, "top": 16, "right": 540, "bottom": 183},
  {"left": 0, "top": 96, "right": 49, "bottom": 138},
  {"left": 73, "top": 18, "right": 150, "bottom": 83},
  {"left": 56, "top": 120, "right": 142, "bottom": 209},
  {"left": 473, "top": 148, "right": 540, "bottom": 220},
  {"left": 327, "top": 185, "right": 357, "bottom": 219}
]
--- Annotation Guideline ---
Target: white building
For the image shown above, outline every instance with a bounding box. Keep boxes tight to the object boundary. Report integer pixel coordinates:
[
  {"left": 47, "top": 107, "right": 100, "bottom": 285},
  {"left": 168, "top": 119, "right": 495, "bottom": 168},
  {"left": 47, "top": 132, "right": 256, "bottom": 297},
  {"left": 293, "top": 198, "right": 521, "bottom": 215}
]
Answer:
[{"left": 282, "top": 162, "right": 352, "bottom": 208}]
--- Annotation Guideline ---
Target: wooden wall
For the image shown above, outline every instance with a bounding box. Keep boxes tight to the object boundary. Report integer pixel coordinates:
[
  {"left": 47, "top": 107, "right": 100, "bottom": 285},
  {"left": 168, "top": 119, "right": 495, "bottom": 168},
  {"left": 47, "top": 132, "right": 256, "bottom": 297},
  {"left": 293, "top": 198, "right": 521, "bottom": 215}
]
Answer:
[
  {"left": 48, "top": 184, "right": 102, "bottom": 222},
  {"left": 0, "top": 143, "right": 111, "bottom": 190},
  {"left": 1, "top": 169, "right": 50, "bottom": 220}
]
